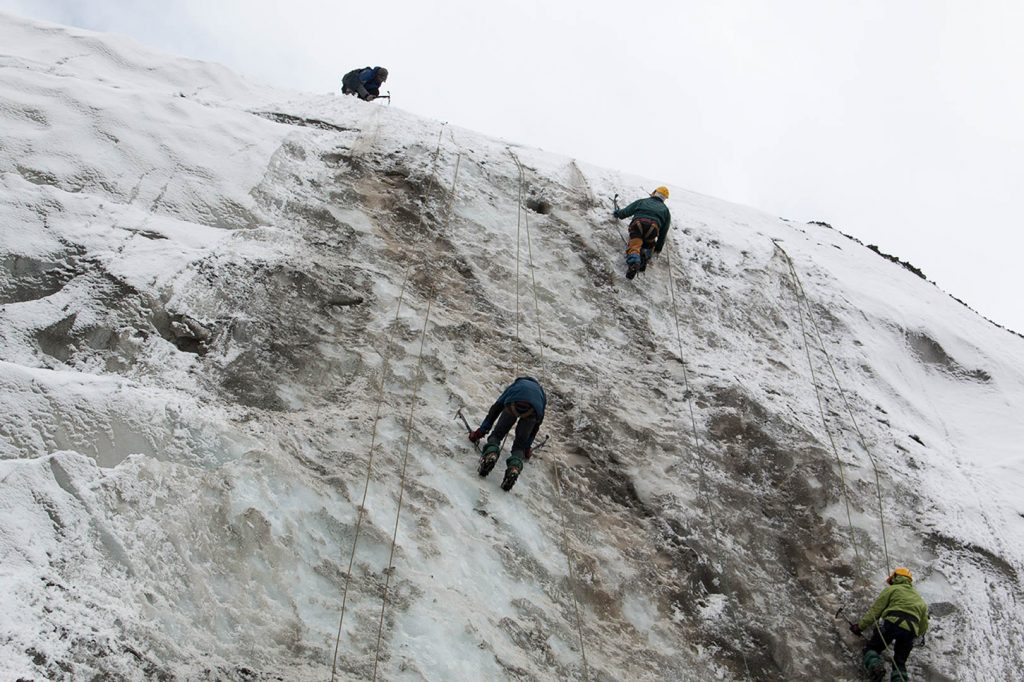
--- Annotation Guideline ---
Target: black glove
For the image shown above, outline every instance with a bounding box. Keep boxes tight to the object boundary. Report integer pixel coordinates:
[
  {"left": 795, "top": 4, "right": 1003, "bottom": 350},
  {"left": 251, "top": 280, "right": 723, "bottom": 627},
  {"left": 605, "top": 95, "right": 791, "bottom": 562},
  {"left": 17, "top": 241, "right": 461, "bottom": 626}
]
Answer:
[
  {"left": 524, "top": 447, "right": 533, "bottom": 460},
  {"left": 849, "top": 623, "right": 862, "bottom": 636},
  {"left": 468, "top": 429, "right": 485, "bottom": 443}
]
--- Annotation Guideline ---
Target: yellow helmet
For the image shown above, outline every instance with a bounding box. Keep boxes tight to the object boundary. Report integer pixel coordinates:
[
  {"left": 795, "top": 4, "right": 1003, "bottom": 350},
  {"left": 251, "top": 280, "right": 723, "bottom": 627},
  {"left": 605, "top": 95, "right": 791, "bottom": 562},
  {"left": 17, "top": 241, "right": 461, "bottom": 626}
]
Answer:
[
  {"left": 887, "top": 567, "right": 913, "bottom": 584},
  {"left": 652, "top": 186, "right": 669, "bottom": 200}
]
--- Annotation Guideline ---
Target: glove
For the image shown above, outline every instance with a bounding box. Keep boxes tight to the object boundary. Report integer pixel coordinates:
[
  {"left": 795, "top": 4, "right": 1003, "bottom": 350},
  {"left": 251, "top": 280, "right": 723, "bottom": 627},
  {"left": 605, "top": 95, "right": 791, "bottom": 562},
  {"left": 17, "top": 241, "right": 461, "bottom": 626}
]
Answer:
[
  {"left": 524, "top": 447, "right": 533, "bottom": 460},
  {"left": 849, "top": 623, "right": 862, "bottom": 636},
  {"left": 468, "top": 429, "right": 485, "bottom": 443},
  {"left": 365, "top": 94, "right": 377, "bottom": 101}
]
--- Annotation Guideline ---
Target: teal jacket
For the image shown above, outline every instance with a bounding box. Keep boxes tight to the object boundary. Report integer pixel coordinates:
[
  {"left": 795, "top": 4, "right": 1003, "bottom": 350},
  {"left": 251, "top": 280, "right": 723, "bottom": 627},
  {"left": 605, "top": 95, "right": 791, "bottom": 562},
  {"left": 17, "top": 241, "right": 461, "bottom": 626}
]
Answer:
[
  {"left": 857, "top": 575, "right": 930, "bottom": 636},
  {"left": 614, "top": 196, "right": 672, "bottom": 253}
]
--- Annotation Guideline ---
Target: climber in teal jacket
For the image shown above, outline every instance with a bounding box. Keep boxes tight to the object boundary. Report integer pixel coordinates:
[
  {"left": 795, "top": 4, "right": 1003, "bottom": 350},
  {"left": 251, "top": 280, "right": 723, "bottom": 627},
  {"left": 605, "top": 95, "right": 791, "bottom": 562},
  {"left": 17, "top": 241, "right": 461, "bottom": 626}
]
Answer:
[{"left": 468, "top": 377, "right": 546, "bottom": 491}]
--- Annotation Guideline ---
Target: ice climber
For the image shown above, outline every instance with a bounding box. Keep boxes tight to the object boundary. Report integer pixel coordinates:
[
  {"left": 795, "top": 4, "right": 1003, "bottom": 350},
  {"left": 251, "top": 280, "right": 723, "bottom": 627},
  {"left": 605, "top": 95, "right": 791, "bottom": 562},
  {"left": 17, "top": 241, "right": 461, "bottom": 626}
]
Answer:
[
  {"left": 468, "top": 377, "right": 546, "bottom": 491},
  {"left": 613, "top": 186, "right": 672, "bottom": 279},
  {"left": 341, "top": 66, "right": 389, "bottom": 101},
  {"left": 850, "top": 567, "right": 929, "bottom": 682}
]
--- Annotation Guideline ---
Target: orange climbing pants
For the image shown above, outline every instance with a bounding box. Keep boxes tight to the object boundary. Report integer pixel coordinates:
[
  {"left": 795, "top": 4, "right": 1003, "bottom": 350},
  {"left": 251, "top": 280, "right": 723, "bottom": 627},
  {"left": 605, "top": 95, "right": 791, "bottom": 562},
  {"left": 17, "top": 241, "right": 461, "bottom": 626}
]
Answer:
[{"left": 626, "top": 218, "right": 660, "bottom": 257}]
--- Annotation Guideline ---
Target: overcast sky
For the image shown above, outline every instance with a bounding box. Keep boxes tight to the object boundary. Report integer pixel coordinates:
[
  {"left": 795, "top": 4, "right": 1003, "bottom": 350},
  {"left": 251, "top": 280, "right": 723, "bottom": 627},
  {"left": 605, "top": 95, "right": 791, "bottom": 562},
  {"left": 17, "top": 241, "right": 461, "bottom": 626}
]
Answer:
[{"left": 4, "top": 0, "right": 1023, "bottom": 333}]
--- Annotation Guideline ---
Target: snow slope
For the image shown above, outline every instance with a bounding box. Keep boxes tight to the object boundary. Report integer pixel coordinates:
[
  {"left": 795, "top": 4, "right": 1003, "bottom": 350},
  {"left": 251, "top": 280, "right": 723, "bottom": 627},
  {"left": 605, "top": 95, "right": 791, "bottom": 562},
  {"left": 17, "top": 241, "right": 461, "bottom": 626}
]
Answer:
[{"left": 1, "top": 11, "right": 1022, "bottom": 681}]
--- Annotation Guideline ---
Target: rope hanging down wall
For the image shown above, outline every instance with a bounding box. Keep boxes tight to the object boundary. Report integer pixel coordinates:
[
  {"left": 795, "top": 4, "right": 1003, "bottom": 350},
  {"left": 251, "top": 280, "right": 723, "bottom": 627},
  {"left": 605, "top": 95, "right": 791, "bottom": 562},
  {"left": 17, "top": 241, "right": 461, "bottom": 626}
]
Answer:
[
  {"left": 772, "top": 240, "right": 893, "bottom": 582},
  {"left": 506, "top": 147, "right": 590, "bottom": 680},
  {"left": 372, "top": 296, "right": 434, "bottom": 681},
  {"left": 657, "top": 218, "right": 753, "bottom": 678},
  {"left": 662, "top": 243, "right": 710, "bottom": 506},
  {"left": 507, "top": 149, "right": 545, "bottom": 373},
  {"left": 329, "top": 122, "right": 455, "bottom": 680},
  {"left": 368, "top": 125, "right": 469, "bottom": 680},
  {"left": 330, "top": 267, "right": 412, "bottom": 681}
]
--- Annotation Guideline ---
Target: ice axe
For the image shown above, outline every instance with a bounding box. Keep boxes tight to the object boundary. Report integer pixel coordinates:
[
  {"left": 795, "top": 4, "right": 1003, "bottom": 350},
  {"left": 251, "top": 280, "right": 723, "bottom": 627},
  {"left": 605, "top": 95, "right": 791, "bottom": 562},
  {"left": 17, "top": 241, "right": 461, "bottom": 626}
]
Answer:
[
  {"left": 524, "top": 434, "right": 550, "bottom": 461},
  {"left": 836, "top": 606, "right": 864, "bottom": 637},
  {"left": 609, "top": 193, "right": 627, "bottom": 247},
  {"left": 455, "top": 407, "right": 481, "bottom": 452}
]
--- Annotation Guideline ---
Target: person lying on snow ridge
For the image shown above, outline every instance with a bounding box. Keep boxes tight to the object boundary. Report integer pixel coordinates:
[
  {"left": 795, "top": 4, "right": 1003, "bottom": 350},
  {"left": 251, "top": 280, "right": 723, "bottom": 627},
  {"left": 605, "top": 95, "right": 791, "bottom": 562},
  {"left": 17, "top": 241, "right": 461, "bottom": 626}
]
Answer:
[{"left": 341, "top": 66, "right": 388, "bottom": 101}]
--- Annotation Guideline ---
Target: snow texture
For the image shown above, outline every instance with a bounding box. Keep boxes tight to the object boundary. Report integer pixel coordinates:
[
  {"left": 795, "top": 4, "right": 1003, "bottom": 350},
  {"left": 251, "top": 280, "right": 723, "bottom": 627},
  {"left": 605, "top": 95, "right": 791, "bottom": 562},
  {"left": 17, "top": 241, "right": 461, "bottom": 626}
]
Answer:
[{"left": 1, "top": 10, "right": 1023, "bottom": 682}]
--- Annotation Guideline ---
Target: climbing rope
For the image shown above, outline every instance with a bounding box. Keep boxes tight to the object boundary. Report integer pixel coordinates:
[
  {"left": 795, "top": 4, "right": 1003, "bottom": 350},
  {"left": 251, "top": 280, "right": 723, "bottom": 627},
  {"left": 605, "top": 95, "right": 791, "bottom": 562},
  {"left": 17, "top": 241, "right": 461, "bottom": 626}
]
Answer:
[
  {"left": 425, "top": 124, "right": 447, "bottom": 199},
  {"left": 350, "top": 107, "right": 386, "bottom": 162},
  {"left": 446, "top": 153, "right": 462, "bottom": 219},
  {"left": 367, "top": 127, "right": 469, "bottom": 679},
  {"left": 663, "top": 244, "right": 709, "bottom": 505},
  {"left": 523, "top": 196, "right": 545, "bottom": 361},
  {"left": 372, "top": 297, "right": 435, "bottom": 682},
  {"left": 774, "top": 243, "right": 905, "bottom": 680},
  {"left": 796, "top": 280, "right": 892, "bottom": 575},
  {"left": 776, "top": 243, "right": 892, "bottom": 573},
  {"left": 504, "top": 147, "right": 590, "bottom": 680},
  {"left": 331, "top": 121, "right": 454, "bottom": 679},
  {"left": 773, "top": 242, "right": 867, "bottom": 584},
  {"left": 661, "top": 223, "right": 758, "bottom": 676},
  {"left": 508, "top": 149, "right": 525, "bottom": 375},
  {"left": 329, "top": 268, "right": 413, "bottom": 681},
  {"left": 552, "top": 463, "right": 591, "bottom": 680}
]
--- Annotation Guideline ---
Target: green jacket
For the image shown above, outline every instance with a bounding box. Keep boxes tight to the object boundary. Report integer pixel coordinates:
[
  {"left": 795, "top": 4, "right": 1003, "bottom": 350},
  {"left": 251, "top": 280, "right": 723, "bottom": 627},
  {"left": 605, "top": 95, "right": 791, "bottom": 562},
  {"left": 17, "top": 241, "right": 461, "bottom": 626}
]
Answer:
[
  {"left": 614, "top": 196, "right": 672, "bottom": 253},
  {"left": 858, "top": 576, "right": 929, "bottom": 636}
]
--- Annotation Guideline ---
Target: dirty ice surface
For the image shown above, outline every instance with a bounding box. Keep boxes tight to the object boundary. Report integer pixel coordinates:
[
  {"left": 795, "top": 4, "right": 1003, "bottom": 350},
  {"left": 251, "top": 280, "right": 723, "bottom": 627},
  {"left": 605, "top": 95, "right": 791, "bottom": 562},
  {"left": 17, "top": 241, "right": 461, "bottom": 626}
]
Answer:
[{"left": 2, "top": 10, "right": 1023, "bottom": 682}]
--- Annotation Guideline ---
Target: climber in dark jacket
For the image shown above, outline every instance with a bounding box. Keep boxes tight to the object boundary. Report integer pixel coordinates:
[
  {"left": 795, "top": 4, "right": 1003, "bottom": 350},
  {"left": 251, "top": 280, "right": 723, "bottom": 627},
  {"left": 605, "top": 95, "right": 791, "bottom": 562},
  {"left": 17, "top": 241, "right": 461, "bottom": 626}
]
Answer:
[
  {"left": 469, "top": 377, "right": 546, "bottom": 491},
  {"left": 850, "top": 567, "right": 930, "bottom": 682},
  {"left": 613, "top": 186, "right": 672, "bottom": 279},
  {"left": 341, "top": 66, "right": 388, "bottom": 101}
]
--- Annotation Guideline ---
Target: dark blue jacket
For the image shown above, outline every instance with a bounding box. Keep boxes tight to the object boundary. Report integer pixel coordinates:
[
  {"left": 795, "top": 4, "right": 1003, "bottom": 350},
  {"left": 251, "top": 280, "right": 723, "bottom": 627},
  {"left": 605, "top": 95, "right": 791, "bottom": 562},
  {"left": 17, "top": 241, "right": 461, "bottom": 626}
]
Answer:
[
  {"left": 479, "top": 377, "right": 546, "bottom": 447},
  {"left": 342, "top": 66, "right": 387, "bottom": 100},
  {"left": 357, "top": 67, "right": 384, "bottom": 86}
]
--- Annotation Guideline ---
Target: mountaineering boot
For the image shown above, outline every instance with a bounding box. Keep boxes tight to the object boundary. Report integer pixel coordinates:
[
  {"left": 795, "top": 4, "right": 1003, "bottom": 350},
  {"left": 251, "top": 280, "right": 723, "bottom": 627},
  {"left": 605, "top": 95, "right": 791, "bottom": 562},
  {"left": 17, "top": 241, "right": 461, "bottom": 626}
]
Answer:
[
  {"left": 862, "top": 650, "right": 885, "bottom": 682},
  {"left": 478, "top": 444, "right": 500, "bottom": 477},
  {"left": 500, "top": 463, "right": 522, "bottom": 491},
  {"left": 625, "top": 253, "right": 641, "bottom": 280}
]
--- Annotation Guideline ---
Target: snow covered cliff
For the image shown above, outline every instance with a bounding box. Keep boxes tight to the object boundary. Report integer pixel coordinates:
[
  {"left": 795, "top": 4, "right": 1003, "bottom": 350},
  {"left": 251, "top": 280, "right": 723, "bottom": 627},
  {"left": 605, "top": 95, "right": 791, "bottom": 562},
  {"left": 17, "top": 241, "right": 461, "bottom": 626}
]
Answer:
[{"left": 1, "top": 11, "right": 1022, "bottom": 681}]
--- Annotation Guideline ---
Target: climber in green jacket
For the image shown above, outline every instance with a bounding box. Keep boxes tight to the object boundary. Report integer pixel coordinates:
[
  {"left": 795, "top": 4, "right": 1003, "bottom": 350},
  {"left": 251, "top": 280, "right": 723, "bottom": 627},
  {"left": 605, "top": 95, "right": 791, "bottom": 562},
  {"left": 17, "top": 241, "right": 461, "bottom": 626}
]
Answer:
[
  {"left": 850, "top": 567, "right": 929, "bottom": 682},
  {"left": 613, "top": 186, "right": 672, "bottom": 279}
]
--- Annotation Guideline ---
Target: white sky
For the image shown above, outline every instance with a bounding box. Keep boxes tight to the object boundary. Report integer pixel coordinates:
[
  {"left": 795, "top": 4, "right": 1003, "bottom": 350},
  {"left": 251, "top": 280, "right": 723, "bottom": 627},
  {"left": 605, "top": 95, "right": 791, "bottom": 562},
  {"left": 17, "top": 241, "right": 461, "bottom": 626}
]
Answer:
[{"left": 4, "top": 0, "right": 1023, "bottom": 333}]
